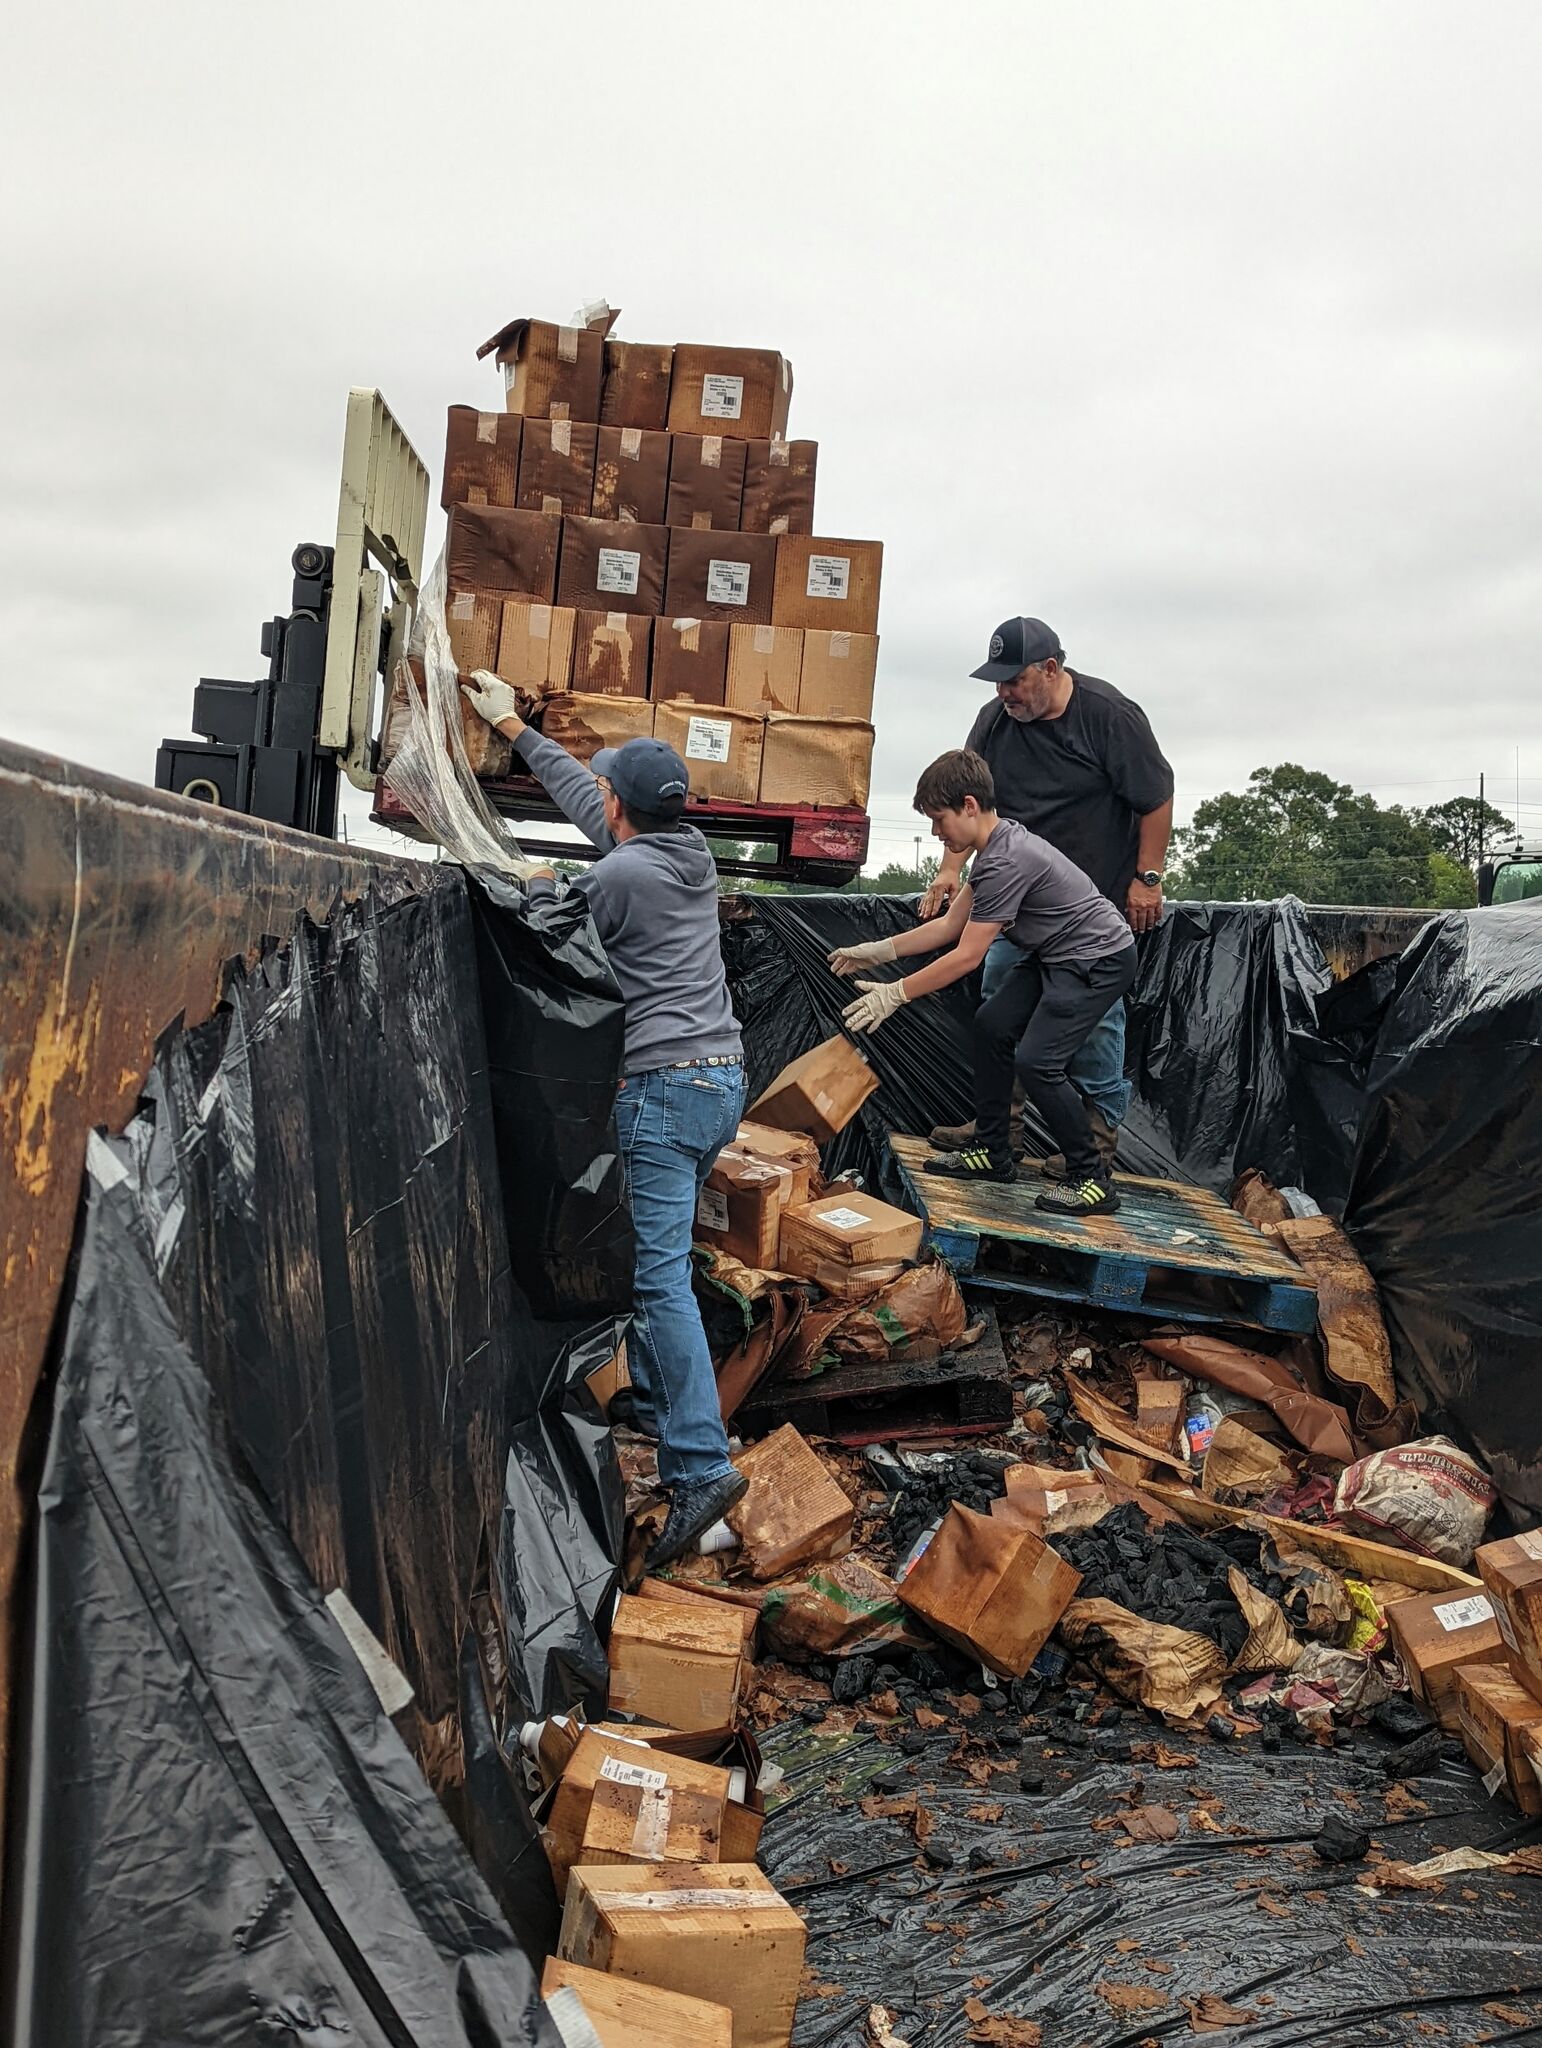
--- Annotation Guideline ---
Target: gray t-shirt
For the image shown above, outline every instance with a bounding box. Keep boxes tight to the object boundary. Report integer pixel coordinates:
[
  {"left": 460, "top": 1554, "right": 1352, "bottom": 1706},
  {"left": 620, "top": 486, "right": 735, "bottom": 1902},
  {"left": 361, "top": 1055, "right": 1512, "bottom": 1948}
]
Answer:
[{"left": 968, "top": 818, "right": 1134, "bottom": 968}]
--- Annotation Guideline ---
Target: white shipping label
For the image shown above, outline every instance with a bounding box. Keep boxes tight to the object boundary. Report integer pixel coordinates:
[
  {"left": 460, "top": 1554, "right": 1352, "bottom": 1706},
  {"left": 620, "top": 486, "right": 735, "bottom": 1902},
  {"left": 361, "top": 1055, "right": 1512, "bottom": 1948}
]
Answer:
[
  {"left": 699, "top": 373, "right": 744, "bottom": 420},
  {"left": 1494, "top": 1601, "right": 1520, "bottom": 1652},
  {"left": 1433, "top": 1593, "right": 1495, "bottom": 1633},
  {"left": 685, "top": 715, "right": 733, "bottom": 764},
  {"left": 1517, "top": 1530, "right": 1542, "bottom": 1560},
  {"left": 476, "top": 412, "right": 499, "bottom": 443},
  {"left": 806, "top": 555, "right": 852, "bottom": 601},
  {"left": 696, "top": 1187, "right": 730, "bottom": 1232},
  {"left": 502, "top": 360, "right": 517, "bottom": 391},
  {"left": 598, "top": 1753, "right": 669, "bottom": 1792},
  {"left": 819, "top": 1206, "right": 871, "bottom": 1231},
  {"left": 451, "top": 592, "right": 476, "bottom": 619},
  {"left": 706, "top": 558, "right": 752, "bottom": 607},
  {"left": 595, "top": 548, "right": 641, "bottom": 596}
]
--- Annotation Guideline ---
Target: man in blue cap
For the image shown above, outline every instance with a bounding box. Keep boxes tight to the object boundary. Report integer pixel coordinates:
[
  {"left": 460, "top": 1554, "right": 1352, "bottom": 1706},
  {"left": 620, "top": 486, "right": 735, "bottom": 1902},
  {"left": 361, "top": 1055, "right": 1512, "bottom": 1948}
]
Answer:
[
  {"left": 917, "top": 618, "right": 1174, "bottom": 1175},
  {"left": 463, "top": 672, "right": 747, "bottom": 1566}
]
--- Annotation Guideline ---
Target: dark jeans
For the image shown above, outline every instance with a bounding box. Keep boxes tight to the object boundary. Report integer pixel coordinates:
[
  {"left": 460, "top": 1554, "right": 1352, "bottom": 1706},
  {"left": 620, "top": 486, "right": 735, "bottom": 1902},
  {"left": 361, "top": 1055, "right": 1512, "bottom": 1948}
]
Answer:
[{"left": 974, "top": 947, "right": 1139, "bottom": 1178}]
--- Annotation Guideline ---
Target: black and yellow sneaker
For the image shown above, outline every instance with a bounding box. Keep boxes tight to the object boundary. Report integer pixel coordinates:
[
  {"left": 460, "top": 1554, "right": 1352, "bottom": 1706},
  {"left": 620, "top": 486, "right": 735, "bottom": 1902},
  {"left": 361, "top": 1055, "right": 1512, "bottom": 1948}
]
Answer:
[
  {"left": 923, "top": 1145, "right": 1017, "bottom": 1184},
  {"left": 1035, "top": 1174, "right": 1120, "bottom": 1218}
]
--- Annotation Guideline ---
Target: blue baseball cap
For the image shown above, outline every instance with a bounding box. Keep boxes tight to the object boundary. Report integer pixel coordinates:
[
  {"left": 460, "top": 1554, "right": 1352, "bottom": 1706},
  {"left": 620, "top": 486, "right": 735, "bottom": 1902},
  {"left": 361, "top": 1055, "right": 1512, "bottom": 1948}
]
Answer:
[{"left": 591, "top": 736, "right": 690, "bottom": 818}]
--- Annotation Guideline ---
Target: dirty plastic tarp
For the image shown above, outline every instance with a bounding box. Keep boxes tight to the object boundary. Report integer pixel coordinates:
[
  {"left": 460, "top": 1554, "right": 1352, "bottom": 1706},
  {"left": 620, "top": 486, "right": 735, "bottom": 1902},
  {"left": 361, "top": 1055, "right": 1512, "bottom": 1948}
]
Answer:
[
  {"left": 1343, "top": 906, "right": 1542, "bottom": 1520},
  {"left": 0, "top": 1148, "right": 558, "bottom": 2048},
  {"left": 35, "top": 871, "right": 628, "bottom": 1949},
  {"left": 756, "top": 1713, "right": 1542, "bottom": 2046}
]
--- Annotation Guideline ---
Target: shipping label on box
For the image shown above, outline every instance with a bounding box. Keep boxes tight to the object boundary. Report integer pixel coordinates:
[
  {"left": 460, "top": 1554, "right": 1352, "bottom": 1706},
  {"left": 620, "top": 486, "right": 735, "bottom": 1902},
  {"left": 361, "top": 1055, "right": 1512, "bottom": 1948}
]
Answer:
[
  {"left": 592, "top": 424, "right": 670, "bottom": 524},
  {"left": 653, "top": 701, "right": 764, "bottom": 802},
  {"left": 772, "top": 535, "right": 883, "bottom": 634},
  {"left": 668, "top": 346, "right": 794, "bottom": 441},
  {"left": 558, "top": 516, "right": 668, "bottom": 616},
  {"left": 664, "top": 527, "right": 778, "bottom": 625},
  {"left": 497, "top": 600, "right": 577, "bottom": 692},
  {"left": 694, "top": 1149, "right": 794, "bottom": 1268},
  {"left": 441, "top": 404, "right": 521, "bottom": 510},
  {"left": 778, "top": 1190, "right": 922, "bottom": 1275},
  {"left": 741, "top": 438, "right": 817, "bottom": 535},
  {"left": 726, "top": 624, "right": 803, "bottom": 713}
]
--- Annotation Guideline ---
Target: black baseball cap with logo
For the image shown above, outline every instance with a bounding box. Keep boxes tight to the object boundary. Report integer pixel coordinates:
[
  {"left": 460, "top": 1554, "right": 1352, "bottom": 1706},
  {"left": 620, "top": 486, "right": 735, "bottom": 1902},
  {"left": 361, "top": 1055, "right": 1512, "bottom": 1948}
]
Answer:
[
  {"left": 970, "top": 616, "right": 1065, "bottom": 684},
  {"left": 591, "top": 736, "right": 690, "bottom": 819}
]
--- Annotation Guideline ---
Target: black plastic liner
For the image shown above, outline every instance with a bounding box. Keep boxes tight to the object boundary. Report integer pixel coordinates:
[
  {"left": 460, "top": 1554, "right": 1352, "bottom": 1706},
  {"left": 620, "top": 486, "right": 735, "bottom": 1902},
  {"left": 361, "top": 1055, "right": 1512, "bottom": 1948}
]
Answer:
[
  {"left": 1344, "top": 906, "right": 1542, "bottom": 1520},
  {"left": 759, "top": 1716, "right": 1542, "bottom": 2047},
  {"left": 0, "top": 1152, "right": 558, "bottom": 2048}
]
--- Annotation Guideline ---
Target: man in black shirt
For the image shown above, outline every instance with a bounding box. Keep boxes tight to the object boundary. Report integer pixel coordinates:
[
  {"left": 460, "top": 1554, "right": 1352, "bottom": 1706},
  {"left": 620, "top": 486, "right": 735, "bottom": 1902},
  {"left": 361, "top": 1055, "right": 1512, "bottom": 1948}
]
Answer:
[{"left": 921, "top": 616, "right": 1174, "bottom": 1170}]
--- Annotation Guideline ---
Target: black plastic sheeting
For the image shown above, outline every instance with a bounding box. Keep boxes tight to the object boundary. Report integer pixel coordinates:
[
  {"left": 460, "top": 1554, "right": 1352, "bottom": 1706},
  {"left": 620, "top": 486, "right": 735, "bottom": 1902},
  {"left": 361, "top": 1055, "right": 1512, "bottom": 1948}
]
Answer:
[
  {"left": 1344, "top": 906, "right": 1542, "bottom": 1521},
  {"left": 759, "top": 1716, "right": 1542, "bottom": 2047},
  {"left": 0, "top": 1147, "right": 558, "bottom": 2048},
  {"left": 3, "top": 869, "right": 631, "bottom": 2019}
]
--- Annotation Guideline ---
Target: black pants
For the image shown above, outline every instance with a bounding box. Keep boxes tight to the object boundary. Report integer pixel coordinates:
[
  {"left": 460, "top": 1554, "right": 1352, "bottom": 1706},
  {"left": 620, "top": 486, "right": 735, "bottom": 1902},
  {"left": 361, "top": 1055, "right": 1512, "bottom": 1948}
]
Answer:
[{"left": 973, "top": 947, "right": 1139, "bottom": 1178}]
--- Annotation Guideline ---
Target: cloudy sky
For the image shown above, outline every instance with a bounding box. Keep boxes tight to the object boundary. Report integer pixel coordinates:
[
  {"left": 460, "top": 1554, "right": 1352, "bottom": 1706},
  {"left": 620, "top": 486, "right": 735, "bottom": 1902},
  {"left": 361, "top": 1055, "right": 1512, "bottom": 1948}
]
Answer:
[{"left": 4, "top": 2, "right": 1539, "bottom": 870}]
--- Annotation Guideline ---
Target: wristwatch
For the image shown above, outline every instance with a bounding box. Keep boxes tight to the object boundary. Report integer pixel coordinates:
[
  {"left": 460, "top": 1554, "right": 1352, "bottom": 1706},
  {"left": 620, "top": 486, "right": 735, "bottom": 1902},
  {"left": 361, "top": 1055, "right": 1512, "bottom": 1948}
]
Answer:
[{"left": 1137, "top": 870, "right": 1163, "bottom": 888}]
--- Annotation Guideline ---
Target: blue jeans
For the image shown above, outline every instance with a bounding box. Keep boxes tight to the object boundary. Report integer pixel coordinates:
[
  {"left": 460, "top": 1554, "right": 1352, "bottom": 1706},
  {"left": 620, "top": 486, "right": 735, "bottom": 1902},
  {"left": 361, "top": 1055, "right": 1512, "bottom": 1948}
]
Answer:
[
  {"left": 981, "top": 937, "right": 1132, "bottom": 1126},
  {"left": 614, "top": 1061, "right": 745, "bottom": 1490}
]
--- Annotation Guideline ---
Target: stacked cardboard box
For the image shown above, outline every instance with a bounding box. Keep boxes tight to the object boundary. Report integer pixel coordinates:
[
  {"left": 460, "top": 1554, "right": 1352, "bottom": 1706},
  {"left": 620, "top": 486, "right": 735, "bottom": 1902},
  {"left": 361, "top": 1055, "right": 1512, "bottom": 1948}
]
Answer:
[{"left": 436, "top": 310, "right": 882, "bottom": 808}]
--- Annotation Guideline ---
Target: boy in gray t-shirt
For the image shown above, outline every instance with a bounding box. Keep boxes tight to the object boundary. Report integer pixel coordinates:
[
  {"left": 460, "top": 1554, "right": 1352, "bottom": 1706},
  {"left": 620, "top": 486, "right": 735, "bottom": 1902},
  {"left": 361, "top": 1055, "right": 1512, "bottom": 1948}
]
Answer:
[{"left": 829, "top": 749, "right": 1138, "bottom": 1216}]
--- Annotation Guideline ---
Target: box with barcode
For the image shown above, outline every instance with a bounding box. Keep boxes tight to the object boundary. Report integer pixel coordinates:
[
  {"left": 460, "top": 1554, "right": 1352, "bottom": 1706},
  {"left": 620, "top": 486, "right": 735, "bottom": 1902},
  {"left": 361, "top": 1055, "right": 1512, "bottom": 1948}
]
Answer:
[
  {"left": 772, "top": 535, "right": 883, "bottom": 635},
  {"left": 741, "top": 438, "right": 817, "bottom": 535},
  {"left": 544, "top": 1728, "right": 732, "bottom": 1893},
  {"left": 653, "top": 701, "right": 764, "bottom": 803},
  {"left": 694, "top": 1148, "right": 794, "bottom": 1268},
  {"left": 651, "top": 618, "right": 729, "bottom": 706},
  {"left": 573, "top": 611, "right": 652, "bottom": 698},
  {"left": 592, "top": 425, "right": 670, "bottom": 524},
  {"left": 558, "top": 1861, "right": 806, "bottom": 2048},
  {"left": 777, "top": 1190, "right": 922, "bottom": 1277},
  {"left": 726, "top": 624, "right": 803, "bottom": 713},
  {"left": 664, "top": 528, "right": 777, "bottom": 625},
  {"left": 798, "top": 629, "right": 878, "bottom": 720},
  {"left": 516, "top": 417, "right": 597, "bottom": 516},
  {"left": 440, "top": 405, "right": 521, "bottom": 510},
  {"left": 668, "top": 345, "right": 793, "bottom": 442},
  {"left": 541, "top": 1958, "right": 733, "bottom": 2048},
  {"left": 497, "top": 600, "right": 576, "bottom": 693},
  {"left": 1386, "top": 1587, "right": 1507, "bottom": 1731},
  {"left": 666, "top": 434, "right": 747, "bottom": 531},
  {"left": 1476, "top": 1534, "right": 1542, "bottom": 1703},
  {"left": 478, "top": 314, "right": 605, "bottom": 422},
  {"left": 557, "top": 516, "right": 668, "bottom": 617}
]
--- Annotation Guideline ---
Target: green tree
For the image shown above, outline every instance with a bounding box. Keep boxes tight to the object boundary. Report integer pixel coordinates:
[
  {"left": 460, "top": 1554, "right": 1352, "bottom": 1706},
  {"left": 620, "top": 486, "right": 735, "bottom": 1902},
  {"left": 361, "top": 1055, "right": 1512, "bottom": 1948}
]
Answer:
[
  {"left": 1416, "top": 795, "right": 1515, "bottom": 872},
  {"left": 1167, "top": 764, "right": 1459, "bottom": 908}
]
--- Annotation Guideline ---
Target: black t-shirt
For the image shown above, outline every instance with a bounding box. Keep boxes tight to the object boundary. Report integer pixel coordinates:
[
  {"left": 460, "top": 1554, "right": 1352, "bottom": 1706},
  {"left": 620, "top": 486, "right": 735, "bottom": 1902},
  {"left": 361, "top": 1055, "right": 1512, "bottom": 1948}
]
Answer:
[{"left": 963, "top": 672, "right": 1174, "bottom": 905}]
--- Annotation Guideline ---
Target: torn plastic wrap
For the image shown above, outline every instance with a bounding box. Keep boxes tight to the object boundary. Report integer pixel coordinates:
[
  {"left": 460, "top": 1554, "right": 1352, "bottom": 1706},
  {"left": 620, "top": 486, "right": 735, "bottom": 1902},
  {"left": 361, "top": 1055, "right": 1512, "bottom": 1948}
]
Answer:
[
  {"left": 1343, "top": 907, "right": 1542, "bottom": 1520},
  {"left": 0, "top": 1150, "right": 558, "bottom": 2048}
]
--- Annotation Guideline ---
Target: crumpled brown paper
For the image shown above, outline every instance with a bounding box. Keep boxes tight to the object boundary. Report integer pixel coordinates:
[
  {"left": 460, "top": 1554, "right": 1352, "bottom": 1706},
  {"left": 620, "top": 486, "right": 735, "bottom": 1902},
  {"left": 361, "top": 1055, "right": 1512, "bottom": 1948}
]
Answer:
[
  {"left": 1142, "top": 1330, "right": 1357, "bottom": 1464},
  {"left": 1058, "top": 1597, "right": 1228, "bottom": 1721}
]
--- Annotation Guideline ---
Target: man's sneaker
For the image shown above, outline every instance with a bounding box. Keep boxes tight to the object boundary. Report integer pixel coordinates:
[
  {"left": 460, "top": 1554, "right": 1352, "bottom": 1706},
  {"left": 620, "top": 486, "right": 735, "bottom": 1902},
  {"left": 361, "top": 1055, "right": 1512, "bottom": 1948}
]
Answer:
[
  {"left": 1039, "top": 1108, "right": 1120, "bottom": 1182},
  {"left": 928, "top": 1115, "right": 977, "bottom": 1150},
  {"left": 646, "top": 1468, "right": 749, "bottom": 1569},
  {"left": 923, "top": 1145, "right": 1017, "bottom": 1185},
  {"left": 1035, "top": 1175, "right": 1120, "bottom": 1218}
]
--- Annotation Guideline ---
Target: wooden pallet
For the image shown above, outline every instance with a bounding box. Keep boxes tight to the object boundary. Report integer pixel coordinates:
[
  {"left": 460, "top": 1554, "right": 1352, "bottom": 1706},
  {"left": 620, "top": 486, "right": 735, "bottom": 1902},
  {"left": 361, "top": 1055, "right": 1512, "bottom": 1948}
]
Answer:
[
  {"left": 890, "top": 1135, "right": 1317, "bottom": 1336},
  {"left": 738, "top": 1308, "right": 1014, "bottom": 1445}
]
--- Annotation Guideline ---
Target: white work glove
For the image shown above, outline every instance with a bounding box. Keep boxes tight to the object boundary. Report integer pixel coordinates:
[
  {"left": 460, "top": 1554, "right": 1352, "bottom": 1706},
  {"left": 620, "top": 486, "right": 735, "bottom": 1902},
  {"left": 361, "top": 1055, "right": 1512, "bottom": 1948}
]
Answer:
[
  {"left": 841, "top": 978, "right": 910, "bottom": 1035},
  {"left": 917, "top": 874, "right": 960, "bottom": 919},
  {"left": 460, "top": 671, "right": 523, "bottom": 727},
  {"left": 827, "top": 936, "right": 898, "bottom": 977}
]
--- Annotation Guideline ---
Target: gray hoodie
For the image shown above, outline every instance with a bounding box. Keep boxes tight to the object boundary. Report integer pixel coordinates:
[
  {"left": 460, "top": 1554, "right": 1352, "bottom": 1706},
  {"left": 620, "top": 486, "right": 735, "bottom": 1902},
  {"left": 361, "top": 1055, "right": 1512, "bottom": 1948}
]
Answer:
[{"left": 514, "top": 728, "right": 742, "bottom": 1076}]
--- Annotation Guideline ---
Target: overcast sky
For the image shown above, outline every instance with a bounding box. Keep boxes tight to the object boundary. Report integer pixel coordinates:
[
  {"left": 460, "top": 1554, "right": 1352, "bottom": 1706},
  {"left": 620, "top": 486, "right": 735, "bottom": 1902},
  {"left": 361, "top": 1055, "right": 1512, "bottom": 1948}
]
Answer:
[{"left": 4, "top": 2, "right": 1540, "bottom": 870}]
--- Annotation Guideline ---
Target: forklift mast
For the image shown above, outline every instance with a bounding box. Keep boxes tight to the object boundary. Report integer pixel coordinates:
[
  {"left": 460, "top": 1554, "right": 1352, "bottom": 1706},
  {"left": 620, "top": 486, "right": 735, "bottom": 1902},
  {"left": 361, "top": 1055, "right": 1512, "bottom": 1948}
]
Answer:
[{"left": 155, "top": 391, "right": 428, "bottom": 835}]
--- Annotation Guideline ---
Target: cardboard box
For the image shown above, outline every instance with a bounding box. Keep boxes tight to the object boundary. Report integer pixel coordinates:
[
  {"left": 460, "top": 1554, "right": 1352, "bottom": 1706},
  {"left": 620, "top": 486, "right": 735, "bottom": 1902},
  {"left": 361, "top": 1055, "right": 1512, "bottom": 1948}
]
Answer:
[
  {"left": 573, "top": 611, "right": 652, "bottom": 698},
  {"left": 446, "top": 505, "right": 562, "bottom": 599},
  {"left": 544, "top": 1729, "right": 732, "bottom": 1892},
  {"left": 741, "top": 438, "right": 817, "bottom": 535},
  {"left": 758, "top": 714, "right": 874, "bottom": 809},
  {"left": 651, "top": 617, "right": 730, "bottom": 706},
  {"left": 695, "top": 1148, "right": 796, "bottom": 1268},
  {"left": 727, "top": 1424, "right": 856, "bottom": 1581},
  {"left": 440, "top": 404, "right": 521, "bottom": 510},
  {"left": 478, "top": 314, "right": 605, "bottom": 422},
  {"left": 592, "top": 426, "right": 670, "bottom": 525},
  {"left": 558, "top": 516, "right": 669, "bottom": 617},
  {"left": 799, "top": 1255, "right": 909, "bottom": 1301},
  {"left": 1386, "top": 1587, "right": 1507, "bottom": 1731},
  {"left": 778, "top": 1190, "right": 922, "bottom": 1278},
  {"left": 1134, "top": 1374, "right": 1187, "bottom": 1455},
  {"left": 1456, "top": 1661, "right": 1542, "bottom": 1814},
  {"left": 607, "top": 1594, "right": 745, "bottom": 1733},
  {"left": 666, "top": 434, "right": 748, "bottom": 531},
  {"left": 652, "top": 701, "right": 765, "bottom": 804},
  {"left": 726, "top": 624, "right": 804, "bottom": 714},
  {"left": 538, "top": 692, "right": 655, "bottom": 766},
  {"left": 772, "top": 535, "right": 884, "bottom": 636},
  {"left": 586, "top": 1720, "right": 767, "bottom": 1860},
  {"left": 668, "top": 345, "right": 793, "bottom": 442},
  {"left": 798, "top": 629, "right": 879, "bottom": 720},
  {"left": 600, "top": 340, "right": 675, "bottom": 431},
  {"left": 897, "top": 1502, "right": 1083, "bottom": 1679},
  {"left": 497, "top": 600, "right": 577, "bottom": 693},
  {"left": 664, "top": 527, "right": 779, "bottom": 626},
  {"left": 732, "top": 1121, "right": 820, "bottom": 1206},
  {"left": 1475, "top": 1533, "right": 1542, "bottom": 1702},
  {"left": 585, "top": 1339, "right": 630, "bottom": 1414},
  {"left": 445, "top": 589, "right": 503, "bottom": 673},
  {"left": 747, "top": 1036, "right": 878, "bottom": 1144},
  {"left": 558, "top": 1861, "right": 806, "bottom": 2048},
  {"left": 1001, "top": 1464, "right": 1111, "bottom": 1536},
  {"left": 541, "top": 1958, "right": 733, "bottom": 2048},
  {"left": 380, "top": 657, "right": 512, "bottom": 779},
  {"left": 637, "top": 1576, "right": 759, "bottom": 1652},
  {"left": 516, "top": 417, "right": 597, "bottom": 516}
]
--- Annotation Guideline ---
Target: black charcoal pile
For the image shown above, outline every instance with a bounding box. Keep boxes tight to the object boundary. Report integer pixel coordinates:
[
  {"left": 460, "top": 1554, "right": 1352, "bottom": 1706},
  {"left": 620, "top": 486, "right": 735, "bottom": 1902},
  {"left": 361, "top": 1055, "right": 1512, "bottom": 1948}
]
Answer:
[
  {"left": 882, "top": 1451, "right": 1015, "bottom": 1560},
  {"left": 1055, "top": 1502, "right": 1288, "bottom": 1662}
]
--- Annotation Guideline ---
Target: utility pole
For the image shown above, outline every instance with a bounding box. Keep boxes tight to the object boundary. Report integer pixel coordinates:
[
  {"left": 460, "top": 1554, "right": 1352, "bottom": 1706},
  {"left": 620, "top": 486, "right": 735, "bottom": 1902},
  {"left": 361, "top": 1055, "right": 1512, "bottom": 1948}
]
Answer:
[
  {"left": 1479, "top": 771, "right": 1486, "bottom": 872},
  {"left": 913, "top": 834, "right": 922, "bottom": 880}
]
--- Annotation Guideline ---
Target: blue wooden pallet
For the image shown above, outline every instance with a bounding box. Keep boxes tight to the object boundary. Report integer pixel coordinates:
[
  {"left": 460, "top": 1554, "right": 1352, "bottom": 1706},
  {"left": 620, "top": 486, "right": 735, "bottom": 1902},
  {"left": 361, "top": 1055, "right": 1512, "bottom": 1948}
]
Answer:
[{"left": 890, "top": 1135, "right": 1318, "bottom": 1335}]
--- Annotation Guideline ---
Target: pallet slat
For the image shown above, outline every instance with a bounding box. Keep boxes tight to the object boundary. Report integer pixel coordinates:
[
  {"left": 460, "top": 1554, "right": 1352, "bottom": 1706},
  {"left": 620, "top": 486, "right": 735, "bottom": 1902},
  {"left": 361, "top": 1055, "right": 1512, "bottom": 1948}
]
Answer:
[{"left": 739, "top": 1309, "right": 1013, "bottom": 1445}]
